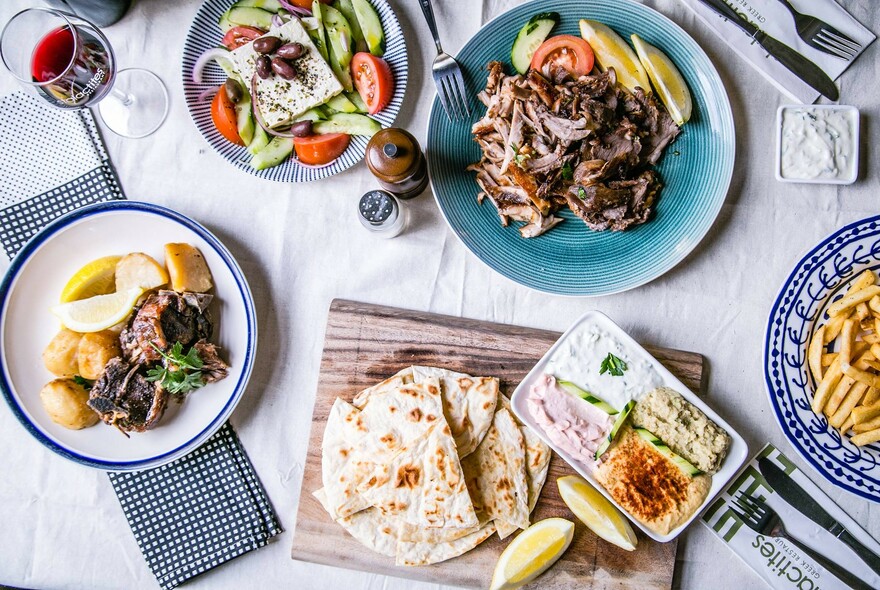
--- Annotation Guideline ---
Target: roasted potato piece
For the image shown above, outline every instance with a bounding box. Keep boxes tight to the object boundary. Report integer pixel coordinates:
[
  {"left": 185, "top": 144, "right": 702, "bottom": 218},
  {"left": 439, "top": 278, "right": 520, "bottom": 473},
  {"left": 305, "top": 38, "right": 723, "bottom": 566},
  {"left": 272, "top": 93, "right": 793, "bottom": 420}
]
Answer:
[
  {"left": 115, "top": 252, "right": 169, "bottom": 292},
  {"left": 76, "top": 330, "right": 121, "bottom": 380},
  {"left": 165, "top": 243, "right": 213, "bottom": 293},
  {"left": 40, "top": 379, "right": 99, "bottom": 429},
  {"left": 42, "top": 329, "right": 84, "bottom": 377}
]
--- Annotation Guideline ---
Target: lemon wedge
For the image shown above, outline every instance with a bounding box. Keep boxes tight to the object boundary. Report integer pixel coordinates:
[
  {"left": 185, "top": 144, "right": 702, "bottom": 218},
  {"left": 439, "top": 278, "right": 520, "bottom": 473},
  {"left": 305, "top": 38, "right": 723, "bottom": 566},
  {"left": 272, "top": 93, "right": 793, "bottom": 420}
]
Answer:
[
  {"left": 489, "top": 517, "right": 574, "bottom": 590},
  {"left": 59, "top": 255, "right": 121, "bottom": 303},
  {"left": 579, "top": 19, "right": 650, "bottom": 93},
  {"left": 558, "top": 475, "right": 638, "bottom": 551},
  {"left": 631, "top": 34, "right": 692, "bottom": 126},
  {"left": 51, "top": 288, "right": 143, "bottom": 333},
  {"left": 115, "top": 252, "right": 169, "bottom": 292}
]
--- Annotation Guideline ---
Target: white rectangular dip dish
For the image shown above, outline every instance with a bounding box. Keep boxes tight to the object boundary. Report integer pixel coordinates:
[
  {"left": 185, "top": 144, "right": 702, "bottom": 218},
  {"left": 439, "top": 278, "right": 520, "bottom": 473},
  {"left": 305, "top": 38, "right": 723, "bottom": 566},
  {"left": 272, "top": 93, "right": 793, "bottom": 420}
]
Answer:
[
  {"left": 510, "top": 310, "right": 748, "bottom": 542},
  {"left": 775, "top": 104, "right": 860, "bottom": 185}
]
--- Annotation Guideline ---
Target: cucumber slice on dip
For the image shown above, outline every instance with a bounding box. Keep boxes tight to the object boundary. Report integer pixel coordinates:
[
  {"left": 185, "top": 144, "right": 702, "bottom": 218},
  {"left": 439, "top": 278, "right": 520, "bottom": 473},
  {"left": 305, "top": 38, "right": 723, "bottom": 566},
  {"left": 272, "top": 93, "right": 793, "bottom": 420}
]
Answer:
[
  {"left": 594, "top": 400, "right": 635, "bottom": 460},
  {"left": 511, "top": 12, "right": 559, "bottom": 74},
  {"left": 557, "top": 380, "right": 617, "bottom": 415},
  {"left": 634, "top": 427, "right": 703, "bottom": 476}
]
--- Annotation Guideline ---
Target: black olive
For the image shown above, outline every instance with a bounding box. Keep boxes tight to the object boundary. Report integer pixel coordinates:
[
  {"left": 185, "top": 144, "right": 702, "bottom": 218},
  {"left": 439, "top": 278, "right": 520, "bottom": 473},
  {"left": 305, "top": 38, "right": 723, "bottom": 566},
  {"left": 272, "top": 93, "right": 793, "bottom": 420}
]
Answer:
[
  {"left": 253, "top": 36, "right": 282, "bottom": 55},
  {"left": 290, "top": 121, "right": 313, "bottom": 137},
  {"left": 256, "top": 55, "right": 272, "bottom": 79},
  {"left": 271, "top": 57, "right": 297, "bottom": 80},
  {"left": 224, "top": 78, "right": 243, "bottom": 103},
  {"left": 276, "top": 42, "right": 305, "bottom": 60}
]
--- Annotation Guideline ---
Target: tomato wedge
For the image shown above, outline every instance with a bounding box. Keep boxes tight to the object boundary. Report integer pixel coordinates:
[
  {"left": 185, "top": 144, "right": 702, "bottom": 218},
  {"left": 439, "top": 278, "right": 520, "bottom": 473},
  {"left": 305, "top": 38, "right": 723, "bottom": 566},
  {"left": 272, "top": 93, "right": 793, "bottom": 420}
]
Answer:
[
  {"left": 530, "top": 35, "right": 595, "bottom": 78},
  {"left": 211, "top": 86, "right": 242, "bottom": 145},
  {"left": 351, "top": 52, "right": 394, "bottom": 115},
  {"left": 294, "top": 133, "right": 350, "bottom": 165},
  {"left": 221, "top": 26, "right": 264, "bottom": 50}
]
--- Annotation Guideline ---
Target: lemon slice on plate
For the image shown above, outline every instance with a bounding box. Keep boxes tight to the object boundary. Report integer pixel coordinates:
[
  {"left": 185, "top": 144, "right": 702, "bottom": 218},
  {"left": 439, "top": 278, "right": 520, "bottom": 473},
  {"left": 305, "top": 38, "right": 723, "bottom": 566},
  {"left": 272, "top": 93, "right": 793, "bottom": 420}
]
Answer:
[
  {"left": 489, "top": 517, "right": 574, "bottom": 590},
  {"left": 558, "top": 475, "right": 638, "bottom": 551},
  {"left": 631, "top": 34, "right": 692, "bottom": 126},
  {"left": 59, "top": 255, "right": 121, "bottom": 303},
  {"left": 51, "top": 288, "right": 143, "bottom": 333},
  {"left": 579, "top": 19, "right": 650, "bottom": 93}
]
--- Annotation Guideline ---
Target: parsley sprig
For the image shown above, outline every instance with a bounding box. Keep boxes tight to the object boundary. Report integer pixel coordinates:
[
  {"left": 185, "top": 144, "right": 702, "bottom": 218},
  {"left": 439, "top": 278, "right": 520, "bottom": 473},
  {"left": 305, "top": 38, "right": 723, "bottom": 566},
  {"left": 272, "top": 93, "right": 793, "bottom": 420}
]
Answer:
[
  {"left": 146, "top": 342, "right": 205, "bottom": 395},
  {"left": 73, "top": 375, "right": 93, "bottom": 390},
  {"left": 599, "top": 353, "right": 628, "bottom": 377},
  {"left": 561, "top": 161, "right": 573, "bottom": 181}
]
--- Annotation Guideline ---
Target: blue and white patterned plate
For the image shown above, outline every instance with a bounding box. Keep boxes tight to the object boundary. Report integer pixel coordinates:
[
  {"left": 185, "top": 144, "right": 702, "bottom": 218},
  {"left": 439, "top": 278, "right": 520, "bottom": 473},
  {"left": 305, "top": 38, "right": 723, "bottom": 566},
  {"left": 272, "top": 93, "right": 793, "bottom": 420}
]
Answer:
[
  {"left": 765, "top": 215, "right": 880, "bottom": 502},
  {"left": 181, "top": 0, "right": 407, "bottom": 182},
  {"left": 0, "top": 201, "right": 256, "bottom": 471},
  {"left": 427, "top": 0, "right": 734, "bottom": 296}
]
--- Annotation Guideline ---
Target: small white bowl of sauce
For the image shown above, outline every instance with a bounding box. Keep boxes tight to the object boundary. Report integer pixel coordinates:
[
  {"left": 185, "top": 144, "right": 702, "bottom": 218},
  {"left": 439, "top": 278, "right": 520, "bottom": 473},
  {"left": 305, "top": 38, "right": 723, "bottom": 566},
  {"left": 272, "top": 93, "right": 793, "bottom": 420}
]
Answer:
[{"left": 776, "top": 105, "right": 859, "bottom": 184}]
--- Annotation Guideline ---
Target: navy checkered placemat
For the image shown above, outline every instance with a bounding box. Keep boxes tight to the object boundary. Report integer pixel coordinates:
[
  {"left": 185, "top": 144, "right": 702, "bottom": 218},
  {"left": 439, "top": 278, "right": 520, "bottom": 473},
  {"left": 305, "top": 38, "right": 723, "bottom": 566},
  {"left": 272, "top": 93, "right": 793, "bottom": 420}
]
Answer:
[{"left": 0, "top": 92, "right": 281, "bottom": 589}]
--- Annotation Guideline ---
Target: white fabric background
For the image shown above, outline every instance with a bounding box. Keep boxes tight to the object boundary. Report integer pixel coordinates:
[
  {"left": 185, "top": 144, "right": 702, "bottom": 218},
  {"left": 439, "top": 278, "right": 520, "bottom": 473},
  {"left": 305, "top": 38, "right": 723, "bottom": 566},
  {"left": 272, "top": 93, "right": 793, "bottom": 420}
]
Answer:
[{"left": 0, "top": 0, "right": 877, "bottom": 588}]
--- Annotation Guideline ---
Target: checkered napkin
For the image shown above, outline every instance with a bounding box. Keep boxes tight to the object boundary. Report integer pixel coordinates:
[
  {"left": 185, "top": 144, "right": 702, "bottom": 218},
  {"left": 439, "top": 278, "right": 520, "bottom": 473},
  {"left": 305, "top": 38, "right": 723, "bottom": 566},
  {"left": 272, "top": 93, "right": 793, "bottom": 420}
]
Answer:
[{"left": 0, "top": 92, "right": 282, "bottom": 589}]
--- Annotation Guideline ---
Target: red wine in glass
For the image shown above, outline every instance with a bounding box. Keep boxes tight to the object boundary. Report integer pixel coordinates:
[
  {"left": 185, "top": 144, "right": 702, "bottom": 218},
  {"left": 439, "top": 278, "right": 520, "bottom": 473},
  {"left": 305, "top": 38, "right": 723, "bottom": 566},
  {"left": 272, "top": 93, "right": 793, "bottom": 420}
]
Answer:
[{"left": 31, "top": 24, "right": 113, "bottom": 109}]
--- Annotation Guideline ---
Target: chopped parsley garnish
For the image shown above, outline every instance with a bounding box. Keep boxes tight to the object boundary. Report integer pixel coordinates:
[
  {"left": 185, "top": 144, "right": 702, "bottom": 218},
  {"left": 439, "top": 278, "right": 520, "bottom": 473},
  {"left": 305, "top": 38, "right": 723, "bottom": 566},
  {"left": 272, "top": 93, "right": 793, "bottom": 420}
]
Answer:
[
  {"left": 510, "top": 143, "right": 531, "bottom": 167},
  {"left": 561, "top": 161, "right": 573, "bottom": 180},
  {"left": 599, "top": 353, "right": 628, "bottom": 377},
  {"left": 577, "top": 187, "right": 587, "bottom": 200},
  {"left": 73, "top": 375, "right": 93, "bottom": 390},
  {"left": 146, "top": 342, "right": 205, "bottom": 395}
]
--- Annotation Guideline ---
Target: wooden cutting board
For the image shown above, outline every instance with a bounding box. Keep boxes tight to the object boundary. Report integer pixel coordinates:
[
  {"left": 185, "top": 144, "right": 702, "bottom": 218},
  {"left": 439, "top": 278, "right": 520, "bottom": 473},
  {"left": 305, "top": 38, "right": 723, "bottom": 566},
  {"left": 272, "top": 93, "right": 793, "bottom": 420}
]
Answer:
[{"left": 291, "top": 300, "right": 706, "bottom": 589}]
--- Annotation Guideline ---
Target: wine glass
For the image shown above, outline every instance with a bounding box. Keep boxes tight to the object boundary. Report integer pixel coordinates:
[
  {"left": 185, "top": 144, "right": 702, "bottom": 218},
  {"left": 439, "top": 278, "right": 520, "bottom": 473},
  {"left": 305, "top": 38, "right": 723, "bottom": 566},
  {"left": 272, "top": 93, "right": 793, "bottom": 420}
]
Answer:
[{"left": 0, "top": 7, "right": 168, "bottom": 138}]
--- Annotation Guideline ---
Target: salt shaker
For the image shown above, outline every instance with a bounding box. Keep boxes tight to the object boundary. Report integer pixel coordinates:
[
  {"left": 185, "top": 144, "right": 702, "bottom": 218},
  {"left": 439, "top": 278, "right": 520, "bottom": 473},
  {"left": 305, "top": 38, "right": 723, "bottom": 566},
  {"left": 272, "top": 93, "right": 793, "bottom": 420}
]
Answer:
[{"left": 357, "top": 190, "right": 407, "bottom": 238}]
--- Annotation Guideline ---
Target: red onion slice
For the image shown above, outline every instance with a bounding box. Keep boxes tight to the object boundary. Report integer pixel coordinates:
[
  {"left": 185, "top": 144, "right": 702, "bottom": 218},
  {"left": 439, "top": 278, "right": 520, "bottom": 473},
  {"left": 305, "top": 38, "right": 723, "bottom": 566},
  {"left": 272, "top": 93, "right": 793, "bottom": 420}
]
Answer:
[
  {"left": 197, "top": 87, "right": 217, "bottom": 102},
  {"left": 297, "top": 159, "right": 338, "bottom": 169},
  {"left": 192, "top": 47, "right": 231, "bottom": 84},
  {"left": 278, "top": 0, "right": 311, "bottom": 16}
]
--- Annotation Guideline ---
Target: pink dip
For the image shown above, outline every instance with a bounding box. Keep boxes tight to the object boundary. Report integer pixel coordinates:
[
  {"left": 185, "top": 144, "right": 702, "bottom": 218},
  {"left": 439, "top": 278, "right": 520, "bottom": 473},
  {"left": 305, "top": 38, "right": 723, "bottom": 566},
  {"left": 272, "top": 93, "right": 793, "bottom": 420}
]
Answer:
[{"left": 527, "top": 373, "right": 613, "bottom": 470}]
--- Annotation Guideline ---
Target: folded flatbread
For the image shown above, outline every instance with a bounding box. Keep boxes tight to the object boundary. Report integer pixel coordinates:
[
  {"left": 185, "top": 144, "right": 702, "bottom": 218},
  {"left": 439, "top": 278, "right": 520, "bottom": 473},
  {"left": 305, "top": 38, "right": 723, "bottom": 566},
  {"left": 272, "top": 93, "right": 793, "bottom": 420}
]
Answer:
[
  {"left": 461, "top": 407, "right": 530, "bottom": 531},
  {"left": 321, "top": 398, "right": 372, "bottom": 518}
]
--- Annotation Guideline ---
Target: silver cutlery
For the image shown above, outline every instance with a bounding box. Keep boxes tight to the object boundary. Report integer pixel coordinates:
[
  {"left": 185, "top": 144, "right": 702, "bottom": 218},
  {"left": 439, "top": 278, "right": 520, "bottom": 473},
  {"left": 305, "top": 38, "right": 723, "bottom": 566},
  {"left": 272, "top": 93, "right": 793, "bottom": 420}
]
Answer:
[
  {"left": 776, "top": 0, "right": 861, "bottom": 60},
  {"left": 417, "top": 0, "right": 470, "bottom": 121},
  {"left": 732, "top": 492, "right": 874, "bottom": 590}
]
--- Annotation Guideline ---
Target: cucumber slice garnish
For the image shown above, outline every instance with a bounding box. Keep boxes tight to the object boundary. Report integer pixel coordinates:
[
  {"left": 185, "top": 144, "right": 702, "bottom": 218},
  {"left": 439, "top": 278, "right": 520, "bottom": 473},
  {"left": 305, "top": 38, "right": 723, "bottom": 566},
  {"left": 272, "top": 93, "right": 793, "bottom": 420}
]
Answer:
[
  {"left": 634, "top": 427, "right": 703, "bottom": 476},
  {"left": 310, "top": 1, "right": 330, "bottom": 62},
  {"left": 594, "top": 400, "right": 635, "bottom": 460},
  {"left": 251, "top": 136, "right": 294, "bottom": 170},
  {"left": 233, "top": 0, "right": 283, "bottom": 12},
  {"left": 335, "top": 0, "right": 367, "bottom": 53},
  {"left": 226, "top": 7, "right": 275, "bottom": 30},
  {"left": 510, "top": 12, "right": 559, "bottom": 74},
  {"left": 350, "top": 0, "right": 384, "bottom": 56},
  {"left": 557, "top": 380, "right": 617, "bottom": 415},
  {"left": 313, "top": 113, "right": 381, "bottom": 136}
]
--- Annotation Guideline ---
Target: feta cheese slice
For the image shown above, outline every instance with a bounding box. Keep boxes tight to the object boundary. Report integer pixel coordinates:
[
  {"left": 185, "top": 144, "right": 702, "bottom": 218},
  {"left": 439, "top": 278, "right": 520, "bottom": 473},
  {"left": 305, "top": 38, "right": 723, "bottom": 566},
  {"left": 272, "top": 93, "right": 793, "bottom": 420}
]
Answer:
[{"left": 230, "top": 18, "right": 343, "bottom": 128}]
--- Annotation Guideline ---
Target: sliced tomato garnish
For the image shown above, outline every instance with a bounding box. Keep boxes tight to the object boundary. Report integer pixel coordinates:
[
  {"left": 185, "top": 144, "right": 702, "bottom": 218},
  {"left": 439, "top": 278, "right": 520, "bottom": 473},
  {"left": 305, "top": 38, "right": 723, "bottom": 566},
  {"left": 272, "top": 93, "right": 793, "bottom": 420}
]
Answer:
[
  {"left": 294, "top": 133, "right": 350, "bottom": 165},
  {"left": 351, "top": 52, "right": 394, "bottom": 115},
  {"left": 530, "top": 35, "right": 595, "bottom": 78},
  {"left": 211, "top": 85, "right": 242, "bottom": 145},
  {"left": 221, "top": 26, "right": 265, "bottom": 50}
]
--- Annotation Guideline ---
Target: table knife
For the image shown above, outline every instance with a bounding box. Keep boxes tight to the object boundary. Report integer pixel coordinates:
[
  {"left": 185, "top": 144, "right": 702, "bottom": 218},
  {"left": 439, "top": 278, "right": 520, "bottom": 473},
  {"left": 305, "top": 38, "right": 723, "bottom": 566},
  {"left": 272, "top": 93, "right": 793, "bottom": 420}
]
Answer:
[
  {"left": 759, "top": 457, "right": 880, "bottom": 576},
  {"left": 696, "top": 0, "right": 839, "bottom": 100}
]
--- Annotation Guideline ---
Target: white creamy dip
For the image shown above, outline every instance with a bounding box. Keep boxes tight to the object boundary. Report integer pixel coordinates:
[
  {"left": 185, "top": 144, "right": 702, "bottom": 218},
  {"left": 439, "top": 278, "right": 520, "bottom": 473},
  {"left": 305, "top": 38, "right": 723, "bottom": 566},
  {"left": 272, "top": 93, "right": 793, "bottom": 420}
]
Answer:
[
  {"left": 544, "top": 324, "right": 663, "bottom": 410},
  {"left": 780, "top": 107, "right": 856, "bottom": 181}
]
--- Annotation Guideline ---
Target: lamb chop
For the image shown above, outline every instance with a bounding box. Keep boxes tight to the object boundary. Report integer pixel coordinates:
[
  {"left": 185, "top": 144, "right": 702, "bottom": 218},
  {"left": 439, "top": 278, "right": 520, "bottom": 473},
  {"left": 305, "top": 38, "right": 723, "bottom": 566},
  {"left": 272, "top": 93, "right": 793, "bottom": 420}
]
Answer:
[
  {"left": 88, "top": 358, "right": 167, "bottom": 434},
  {"left": 120, "top": 290, "right": 213, "bottom": 364}
]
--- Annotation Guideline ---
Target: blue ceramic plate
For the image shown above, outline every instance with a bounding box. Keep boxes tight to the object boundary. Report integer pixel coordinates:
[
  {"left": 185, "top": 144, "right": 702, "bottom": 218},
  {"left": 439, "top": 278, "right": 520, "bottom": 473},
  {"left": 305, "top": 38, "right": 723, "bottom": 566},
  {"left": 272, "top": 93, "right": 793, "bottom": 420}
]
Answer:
[
  {"left": 181, "top": 0, "right": 407, "bottom": 182},
  {"left": 427, "top": 0, "right": 734, "bottom": 296},
  {"left": 0, "top": 202, "right": 256, "bottom": 471},
  {"left": 765, "top": 216, "right": 880, "bottom": 502}
]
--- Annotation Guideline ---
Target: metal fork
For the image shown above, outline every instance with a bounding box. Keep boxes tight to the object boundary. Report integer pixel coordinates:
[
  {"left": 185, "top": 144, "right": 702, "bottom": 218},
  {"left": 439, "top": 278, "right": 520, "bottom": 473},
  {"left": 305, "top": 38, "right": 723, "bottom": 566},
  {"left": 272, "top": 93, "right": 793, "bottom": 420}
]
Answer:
[
  {"left": 776, "top": 0, "right": 862, "bottom": 60},
  {"left": 417, "top": 0, "right": 470, "bottom": 121},
  {"left": 732, "top": 492, "right": 874, "bottom": 590}
]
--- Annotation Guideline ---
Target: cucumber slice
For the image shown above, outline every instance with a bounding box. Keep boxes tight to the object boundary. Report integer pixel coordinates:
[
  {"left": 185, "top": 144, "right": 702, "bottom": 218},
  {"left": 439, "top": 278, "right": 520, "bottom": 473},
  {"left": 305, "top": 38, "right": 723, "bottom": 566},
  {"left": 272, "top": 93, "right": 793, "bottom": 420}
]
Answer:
[
  {"left": 557, "top": 380, "right": 617, "bottom": 415},
  {"left": 247, "top": 124, "right": 270, "bottom": 155},
  {"left": 634, "top": 427, "right": 703, "bottom": 475},
  {"left": 235, "top": 91, "right": 255, "bottom": 145},
  {"left": 594, "top": 400, "right": 635, "bottom": 460},
  {"left": 350, "top": 0, "right": 384, "bottom": 56},
  {"left": 313, "top": 113, "right": 381, "bottom": 136},
  {"left": 345, "top": 90, "right": 369, "bottom": 113},
  {"left": 335, "top": 0, "right": 367, "bottom": 53},
  {"left": 250, "top": 136, "right": 294, "bottom": 170},
  {"left": 227, "top": 7, "right": 274, "bottom": 30},
  {"left": 294, "top": 108, "right": 326, "bottom": 122},
  {"left": 219, "top": 9, "right": 234, "bottom": 33},
  {"left": 510, "top": 12, "right": 559, "bottom": 74},
  {"left": 233, "top": 0, "right": 282, "bottom": 12},
  {"left": 310, "top": 1, "right": 330, "bottom": 62},
  {"left": 323, "top": 4, "right": 354, "bottom": 91},
  {"left": 326, "top": 93, "right": 358, "bottom": 113}
]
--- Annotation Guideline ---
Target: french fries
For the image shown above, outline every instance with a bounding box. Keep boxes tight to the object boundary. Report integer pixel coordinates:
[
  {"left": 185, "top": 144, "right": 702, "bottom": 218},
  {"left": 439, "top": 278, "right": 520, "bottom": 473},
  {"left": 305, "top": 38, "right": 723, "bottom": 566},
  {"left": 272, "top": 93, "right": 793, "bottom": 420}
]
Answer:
[{"left": 806, "top": 270, "right": 880, "bottom": 446}]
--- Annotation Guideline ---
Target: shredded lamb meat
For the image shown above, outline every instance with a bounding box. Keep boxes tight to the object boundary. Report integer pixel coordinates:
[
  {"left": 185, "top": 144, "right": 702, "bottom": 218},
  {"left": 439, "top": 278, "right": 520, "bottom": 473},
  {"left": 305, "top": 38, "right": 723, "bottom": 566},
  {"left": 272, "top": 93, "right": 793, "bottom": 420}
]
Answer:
[{"left": 468, "top": 61, "right": 680, "bottom": 237}]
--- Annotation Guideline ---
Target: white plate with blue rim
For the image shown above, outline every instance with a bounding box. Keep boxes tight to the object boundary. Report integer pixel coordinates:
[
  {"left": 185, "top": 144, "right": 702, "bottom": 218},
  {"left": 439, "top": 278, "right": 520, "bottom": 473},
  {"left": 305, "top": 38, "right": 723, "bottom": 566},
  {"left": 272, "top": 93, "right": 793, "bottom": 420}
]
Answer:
[
  {"left": 765, "top": 215, "right": 880, "bottom": 502},
  {"left": 181, "top": 0, "right": 408, "bottom": 182},
  {"left": 0, "top": 201, "right": 256, "bottom": 471}
]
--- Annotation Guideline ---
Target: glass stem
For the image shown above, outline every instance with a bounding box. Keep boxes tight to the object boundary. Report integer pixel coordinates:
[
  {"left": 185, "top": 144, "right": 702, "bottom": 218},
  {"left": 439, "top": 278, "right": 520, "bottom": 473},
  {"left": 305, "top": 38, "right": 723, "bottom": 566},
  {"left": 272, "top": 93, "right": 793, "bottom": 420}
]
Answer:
[{"left": 111, "top": 86, "right": 133, "bottom": 106}]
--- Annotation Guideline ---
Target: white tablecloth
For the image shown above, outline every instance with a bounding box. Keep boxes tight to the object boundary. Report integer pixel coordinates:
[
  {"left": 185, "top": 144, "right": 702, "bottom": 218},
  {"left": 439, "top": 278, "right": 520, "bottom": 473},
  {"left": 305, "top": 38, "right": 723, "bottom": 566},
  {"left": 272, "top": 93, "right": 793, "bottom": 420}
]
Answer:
[{"left": 0, "top": 1, "right": 877, "bottom": 588}]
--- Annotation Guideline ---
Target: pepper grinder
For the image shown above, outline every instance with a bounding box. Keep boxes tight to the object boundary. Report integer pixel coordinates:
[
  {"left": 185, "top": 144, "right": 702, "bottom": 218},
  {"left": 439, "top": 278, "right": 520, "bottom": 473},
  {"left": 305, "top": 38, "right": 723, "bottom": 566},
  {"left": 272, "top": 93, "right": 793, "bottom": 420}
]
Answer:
[{"left": 365, "top": 128, "right": 429, "bottom": 200}]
